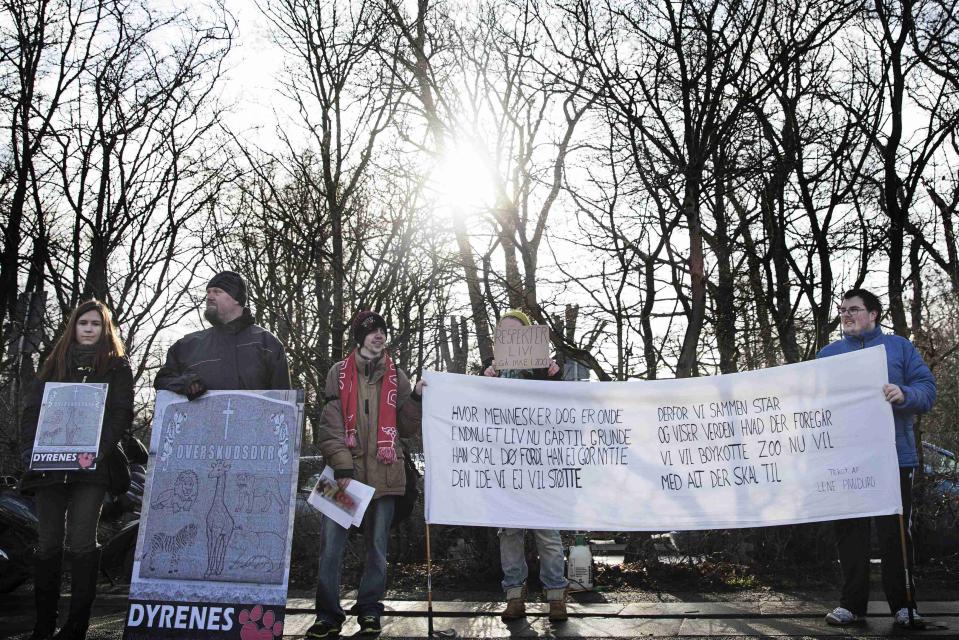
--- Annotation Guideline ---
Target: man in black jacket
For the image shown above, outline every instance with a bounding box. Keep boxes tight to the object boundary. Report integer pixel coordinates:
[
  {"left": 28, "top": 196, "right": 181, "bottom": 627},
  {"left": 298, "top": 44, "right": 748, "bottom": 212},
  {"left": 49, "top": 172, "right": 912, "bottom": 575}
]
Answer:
[{"left": 155, "top": 271, "right": 291, "bottom": 396}]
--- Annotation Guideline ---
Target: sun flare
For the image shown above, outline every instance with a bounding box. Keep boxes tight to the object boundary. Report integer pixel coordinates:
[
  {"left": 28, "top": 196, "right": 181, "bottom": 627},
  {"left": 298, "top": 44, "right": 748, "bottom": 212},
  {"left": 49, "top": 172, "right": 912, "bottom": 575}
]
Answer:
[{"left": 430, "top": 141, "right": 498, "bottom": 213}]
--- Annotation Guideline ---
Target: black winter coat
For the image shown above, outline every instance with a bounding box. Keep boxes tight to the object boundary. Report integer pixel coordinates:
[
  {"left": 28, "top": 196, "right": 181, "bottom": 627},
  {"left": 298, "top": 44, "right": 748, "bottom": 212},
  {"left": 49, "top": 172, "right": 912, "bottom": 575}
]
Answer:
[
  {"left": 19, "top": 357, "right": 135, "bottom": 492},
  {"left": 154, "top": 308, "right": 291, "bottom": 393}
]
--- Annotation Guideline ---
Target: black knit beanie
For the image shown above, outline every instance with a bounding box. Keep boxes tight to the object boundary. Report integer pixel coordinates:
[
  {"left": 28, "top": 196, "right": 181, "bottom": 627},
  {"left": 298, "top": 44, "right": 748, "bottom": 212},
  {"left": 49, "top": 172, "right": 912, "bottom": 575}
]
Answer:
[
  {"left": 352, "top": 310, "right": 388, "bottom": 346},
  {"left": 208, "top": 271, "right": 247, "bottom": 306}
]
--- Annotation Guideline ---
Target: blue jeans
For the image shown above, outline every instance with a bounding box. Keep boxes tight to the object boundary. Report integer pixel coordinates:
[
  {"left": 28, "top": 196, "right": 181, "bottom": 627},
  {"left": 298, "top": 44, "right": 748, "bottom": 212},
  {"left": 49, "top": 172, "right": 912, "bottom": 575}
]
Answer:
[
  {"left": 499, "top": 528, "right": 568, "bottom": 600},
  {"left": 315, "top": 496, "right": 395, "bottom": 623}
]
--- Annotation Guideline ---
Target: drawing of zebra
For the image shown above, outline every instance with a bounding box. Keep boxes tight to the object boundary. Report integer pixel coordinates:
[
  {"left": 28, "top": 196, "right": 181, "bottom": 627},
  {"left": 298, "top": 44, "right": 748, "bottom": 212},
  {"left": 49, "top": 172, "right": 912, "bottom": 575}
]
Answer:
[{"left": 148, "top": 522, "right": 197, "bottom": 574}]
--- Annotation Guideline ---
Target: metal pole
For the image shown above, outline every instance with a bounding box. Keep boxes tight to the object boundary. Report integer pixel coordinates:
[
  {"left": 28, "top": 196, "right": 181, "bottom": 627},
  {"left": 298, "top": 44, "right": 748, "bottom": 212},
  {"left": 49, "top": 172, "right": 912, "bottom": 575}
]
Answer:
[
  {"left": 898, "top": 513, "right": 915, "bottom": 626},
  {"left": 426, "top": 523, "right": 434, "bottom": 638},
  {"left": 425, "top": 522, "right": 455, "bottom": 638}
]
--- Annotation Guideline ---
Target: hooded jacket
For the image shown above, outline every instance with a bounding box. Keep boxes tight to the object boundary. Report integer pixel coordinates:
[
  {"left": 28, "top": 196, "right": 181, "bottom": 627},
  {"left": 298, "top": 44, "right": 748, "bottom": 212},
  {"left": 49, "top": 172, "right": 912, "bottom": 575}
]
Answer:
[
  {"left": 154, "top": 308, "right": 290, "bottom": 392},
  {"left": 20, "top": 356, "right": 134, "bottom": 492},
  {"left": 816, "top": 325, "right": 936, "bottom": 468},
  {"left": 317, "top": 352, "right": 422, "bottom": 498}
]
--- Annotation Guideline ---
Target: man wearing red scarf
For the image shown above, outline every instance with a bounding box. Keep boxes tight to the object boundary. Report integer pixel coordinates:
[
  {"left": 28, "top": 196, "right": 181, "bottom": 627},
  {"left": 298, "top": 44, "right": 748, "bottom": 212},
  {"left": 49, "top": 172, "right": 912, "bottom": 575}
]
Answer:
[{"left": 309, "top": 311, "right": 424, "bottom": 638}]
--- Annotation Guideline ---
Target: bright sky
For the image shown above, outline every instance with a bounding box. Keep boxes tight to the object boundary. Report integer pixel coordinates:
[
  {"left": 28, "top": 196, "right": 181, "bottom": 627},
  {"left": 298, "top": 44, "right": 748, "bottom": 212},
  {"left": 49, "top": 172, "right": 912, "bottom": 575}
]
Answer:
[{"left": 218, "top": 1, "right": 287, "bottom": 145}]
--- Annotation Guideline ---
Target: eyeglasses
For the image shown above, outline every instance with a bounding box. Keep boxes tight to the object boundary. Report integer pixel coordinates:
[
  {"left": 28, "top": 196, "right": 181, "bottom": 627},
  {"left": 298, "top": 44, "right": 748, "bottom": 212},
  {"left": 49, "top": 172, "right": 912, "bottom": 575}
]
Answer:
[{"left": 837, "top": 305, "right": 867, "bottom": 316}]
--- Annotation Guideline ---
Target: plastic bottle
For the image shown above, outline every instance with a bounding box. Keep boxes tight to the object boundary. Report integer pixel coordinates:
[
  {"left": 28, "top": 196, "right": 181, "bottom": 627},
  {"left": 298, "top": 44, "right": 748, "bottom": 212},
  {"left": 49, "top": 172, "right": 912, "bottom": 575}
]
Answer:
[{"left": 566, "top": 533, "right": 593, "bottom": 591}]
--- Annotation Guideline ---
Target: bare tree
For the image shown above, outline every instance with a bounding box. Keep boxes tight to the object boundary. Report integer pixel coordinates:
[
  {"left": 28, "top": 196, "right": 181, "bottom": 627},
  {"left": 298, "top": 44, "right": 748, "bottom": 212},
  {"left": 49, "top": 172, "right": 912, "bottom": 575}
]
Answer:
[
  {"left": 0, "top": 0, "right": 234, "bottom": 388},
  {"left": 0, "top": 0, "right": 99, "bottom": 342},
  {"left": 845, "top": 0, "right": 959, "bottom": 336},
  {"left": 553, "top": 104, "right": 674, "bottom": 379},
  {"left": 381, "top": 0, "right": 496, "bottom": 364},
  {"left": 734, "top": 0, "right": 870, "bottom": 361},
  {"left": 259, "top": 0, "right": 406, "bottom": 363},
  {"left": 558, "top": 0, "right": 785, "bottom": 376},
  {"left": 215, "top": 0, "right": 462, "bottom": 445}
]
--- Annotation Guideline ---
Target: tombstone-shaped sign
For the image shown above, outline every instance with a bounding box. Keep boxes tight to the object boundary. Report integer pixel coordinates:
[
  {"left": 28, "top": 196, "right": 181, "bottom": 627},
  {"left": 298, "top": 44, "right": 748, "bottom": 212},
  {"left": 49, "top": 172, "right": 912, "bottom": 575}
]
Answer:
[
  {"left": 124, "top": 389, "right": 303, "bottom": 640},
  {"left": 30, "top": 382, "right": 107, "bottom": 471}
]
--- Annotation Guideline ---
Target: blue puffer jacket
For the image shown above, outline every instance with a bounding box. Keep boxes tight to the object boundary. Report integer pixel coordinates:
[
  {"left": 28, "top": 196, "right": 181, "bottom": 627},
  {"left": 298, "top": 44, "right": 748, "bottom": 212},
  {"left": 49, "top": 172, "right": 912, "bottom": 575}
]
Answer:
[{"left": 817, "top": 326, "right": 936, "bottom": 468}]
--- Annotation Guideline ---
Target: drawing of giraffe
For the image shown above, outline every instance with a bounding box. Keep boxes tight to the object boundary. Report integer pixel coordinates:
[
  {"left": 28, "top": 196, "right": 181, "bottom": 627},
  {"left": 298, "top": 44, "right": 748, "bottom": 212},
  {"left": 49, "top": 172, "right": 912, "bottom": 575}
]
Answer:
[{"left": 204, "top": 460, "right": 235, "bottom": 578}]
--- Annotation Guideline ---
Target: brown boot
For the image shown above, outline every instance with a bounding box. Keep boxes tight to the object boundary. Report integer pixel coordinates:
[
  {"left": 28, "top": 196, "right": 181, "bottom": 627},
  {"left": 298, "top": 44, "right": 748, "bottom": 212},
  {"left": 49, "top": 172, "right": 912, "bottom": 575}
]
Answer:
[
  {"left": 501, "top": 597, "right": 526, "bottom": 620},
  {"left": 548, "top": 598, "right": 568, "bottom": 623},
  {"left": 501, "top": 586, "right": 526, "bottom": 621}
]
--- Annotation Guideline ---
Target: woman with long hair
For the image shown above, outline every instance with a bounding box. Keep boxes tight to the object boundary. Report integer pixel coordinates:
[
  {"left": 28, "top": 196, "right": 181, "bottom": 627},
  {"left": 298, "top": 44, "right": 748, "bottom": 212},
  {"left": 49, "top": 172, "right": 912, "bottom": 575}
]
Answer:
[{"left": 19, "top": 299, "right": 134, "bottom": 640}]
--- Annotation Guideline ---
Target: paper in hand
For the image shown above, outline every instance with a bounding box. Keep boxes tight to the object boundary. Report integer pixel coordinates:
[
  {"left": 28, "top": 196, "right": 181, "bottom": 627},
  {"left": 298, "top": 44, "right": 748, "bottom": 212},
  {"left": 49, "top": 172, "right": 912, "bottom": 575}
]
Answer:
[{"left": 307, "top": 466, "right": 375, "bottom": 529}]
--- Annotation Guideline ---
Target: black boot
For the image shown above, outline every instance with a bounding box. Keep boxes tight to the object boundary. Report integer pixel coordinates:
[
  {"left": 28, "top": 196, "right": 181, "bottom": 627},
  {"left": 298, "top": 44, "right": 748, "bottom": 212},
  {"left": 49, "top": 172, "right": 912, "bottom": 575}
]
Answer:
[
  {"left": 30, "top": 552, "right": 63, "bottom": 640},
  {"left": 53, "top": 549, "right": 100, "bottom": 640}
]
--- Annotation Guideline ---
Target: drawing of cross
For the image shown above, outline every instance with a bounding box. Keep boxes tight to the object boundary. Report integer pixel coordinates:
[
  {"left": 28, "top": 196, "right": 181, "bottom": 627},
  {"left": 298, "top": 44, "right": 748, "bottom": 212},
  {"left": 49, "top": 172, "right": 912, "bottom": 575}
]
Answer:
[{"left": 222, "top": 398, "right": 234, "bottom": 439}]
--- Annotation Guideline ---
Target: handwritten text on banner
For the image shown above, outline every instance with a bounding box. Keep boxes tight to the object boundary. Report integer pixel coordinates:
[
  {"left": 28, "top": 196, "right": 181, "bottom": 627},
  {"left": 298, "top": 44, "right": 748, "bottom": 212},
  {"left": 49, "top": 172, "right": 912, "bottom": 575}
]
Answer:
[{"left": 423, "top": 347, "right": 901, "bottom": 530}]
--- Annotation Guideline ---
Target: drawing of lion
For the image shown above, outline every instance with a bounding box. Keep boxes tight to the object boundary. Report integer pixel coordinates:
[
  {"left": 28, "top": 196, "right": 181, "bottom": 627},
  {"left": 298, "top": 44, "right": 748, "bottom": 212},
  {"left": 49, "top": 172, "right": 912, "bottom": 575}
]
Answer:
[{"left": 152, "top": 470, "right": 200, "bottom": 513}]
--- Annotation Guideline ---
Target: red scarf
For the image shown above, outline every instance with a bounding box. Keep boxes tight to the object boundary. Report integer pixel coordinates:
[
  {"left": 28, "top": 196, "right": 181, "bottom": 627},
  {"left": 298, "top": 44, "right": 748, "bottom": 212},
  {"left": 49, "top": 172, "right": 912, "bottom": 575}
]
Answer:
[{"left": 339, "top": 349, "right": 399, "bottom": 464}]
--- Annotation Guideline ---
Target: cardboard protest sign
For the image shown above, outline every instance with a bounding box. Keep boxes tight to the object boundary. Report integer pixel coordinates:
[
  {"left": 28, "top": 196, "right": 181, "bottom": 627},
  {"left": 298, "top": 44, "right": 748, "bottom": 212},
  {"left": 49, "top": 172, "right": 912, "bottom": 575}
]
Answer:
[
  {"left": 493, "top": 324, "right": 550, "bottom": 370},
  {"left": 307, "top": 466, "right": 375, "bottom": 529},
  {"left": 30, "top": 382, "right": 107, "bottom": 471},
  {"left": 125, "top": 390, "right": 303, "bottom": 640},
  {"left": 423, "top": 346, "right": 901, "bottom": 530}
]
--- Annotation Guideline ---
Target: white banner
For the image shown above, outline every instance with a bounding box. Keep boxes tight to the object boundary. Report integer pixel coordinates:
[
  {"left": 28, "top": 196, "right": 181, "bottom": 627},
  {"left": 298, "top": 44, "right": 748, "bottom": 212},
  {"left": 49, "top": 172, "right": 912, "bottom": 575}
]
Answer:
[{"left": 423, "top": 346, "right": 901, "bottom": 531}]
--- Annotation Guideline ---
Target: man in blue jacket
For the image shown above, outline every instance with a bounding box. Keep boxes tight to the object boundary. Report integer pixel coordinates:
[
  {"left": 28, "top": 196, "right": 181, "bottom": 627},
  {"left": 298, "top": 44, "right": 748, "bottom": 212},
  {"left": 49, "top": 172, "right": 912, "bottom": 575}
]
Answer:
[{"left": 818, "top": 289, "right": 936, "bottom": 629}]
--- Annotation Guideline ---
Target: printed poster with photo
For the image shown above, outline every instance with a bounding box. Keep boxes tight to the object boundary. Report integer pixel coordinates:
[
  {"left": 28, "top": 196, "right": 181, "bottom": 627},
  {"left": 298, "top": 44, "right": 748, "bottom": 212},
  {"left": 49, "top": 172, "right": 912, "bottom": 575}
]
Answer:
[
  {"left": 30, "top": 382, "right": 108, "bottom": 471},
  {"left": 124, "top": 389, "right": 304, "bottom": 640},
  {"left": 307, "top": 466, "right": 375, "bottom": 529}
]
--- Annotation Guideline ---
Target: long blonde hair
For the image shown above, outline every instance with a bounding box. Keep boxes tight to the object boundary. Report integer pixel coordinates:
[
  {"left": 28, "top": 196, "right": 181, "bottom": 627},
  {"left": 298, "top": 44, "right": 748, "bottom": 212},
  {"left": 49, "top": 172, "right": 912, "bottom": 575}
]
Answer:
[{"left": 39, "top": 299, "right": 126, "bottom": 381}]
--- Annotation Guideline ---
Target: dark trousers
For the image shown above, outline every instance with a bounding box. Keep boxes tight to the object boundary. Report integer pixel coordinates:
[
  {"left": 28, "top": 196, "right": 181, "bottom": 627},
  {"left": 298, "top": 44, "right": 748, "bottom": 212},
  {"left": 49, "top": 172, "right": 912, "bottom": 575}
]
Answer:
[
  {"left": 834, "top": 468, "right": 915, "bottom": 615},
  {"left": 35, "top": 483, "right": 106, "bottom": 556}
]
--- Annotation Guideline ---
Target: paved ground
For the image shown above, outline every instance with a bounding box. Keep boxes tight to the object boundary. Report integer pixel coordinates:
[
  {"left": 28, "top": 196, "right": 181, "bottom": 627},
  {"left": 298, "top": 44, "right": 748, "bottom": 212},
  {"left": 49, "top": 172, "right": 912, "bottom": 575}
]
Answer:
[{"left": 0, "top": 591, "right": 956, "bottom": 639}]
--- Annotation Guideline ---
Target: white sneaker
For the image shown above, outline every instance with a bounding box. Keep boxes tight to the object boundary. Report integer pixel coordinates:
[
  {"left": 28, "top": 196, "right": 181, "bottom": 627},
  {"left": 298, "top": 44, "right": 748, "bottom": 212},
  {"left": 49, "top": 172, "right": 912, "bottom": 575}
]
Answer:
[
  {"left": 825, "top": 607, "right": 862, "bottom": 626},
  {"left": 894, "top": 607, "right": 925, "bottom": 628}
]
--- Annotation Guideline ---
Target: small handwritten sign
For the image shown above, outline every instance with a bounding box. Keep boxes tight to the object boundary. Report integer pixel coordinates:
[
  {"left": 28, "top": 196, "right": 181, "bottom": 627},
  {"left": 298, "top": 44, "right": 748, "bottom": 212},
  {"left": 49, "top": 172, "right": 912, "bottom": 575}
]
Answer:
[{"left": 494, "top": 324, "right": 550, "bottom": 370}]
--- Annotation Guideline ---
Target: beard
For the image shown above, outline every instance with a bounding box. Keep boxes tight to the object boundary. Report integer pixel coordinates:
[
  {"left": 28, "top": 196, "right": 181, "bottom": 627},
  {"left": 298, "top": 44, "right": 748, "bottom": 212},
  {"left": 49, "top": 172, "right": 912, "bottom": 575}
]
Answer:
[{"left": 203, "top": 305, "right": 223, "bottom": 325}]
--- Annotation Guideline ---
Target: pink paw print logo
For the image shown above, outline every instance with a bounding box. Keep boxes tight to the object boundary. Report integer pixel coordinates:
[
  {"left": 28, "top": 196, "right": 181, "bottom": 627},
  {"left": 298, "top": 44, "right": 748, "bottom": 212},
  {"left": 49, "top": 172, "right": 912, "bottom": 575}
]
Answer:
[
  {"left": 77, "top": 452, "right": 95, "bottom": 469},
  {"left": 239, "top": 605, "right": 283, "bottom": 640}
]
